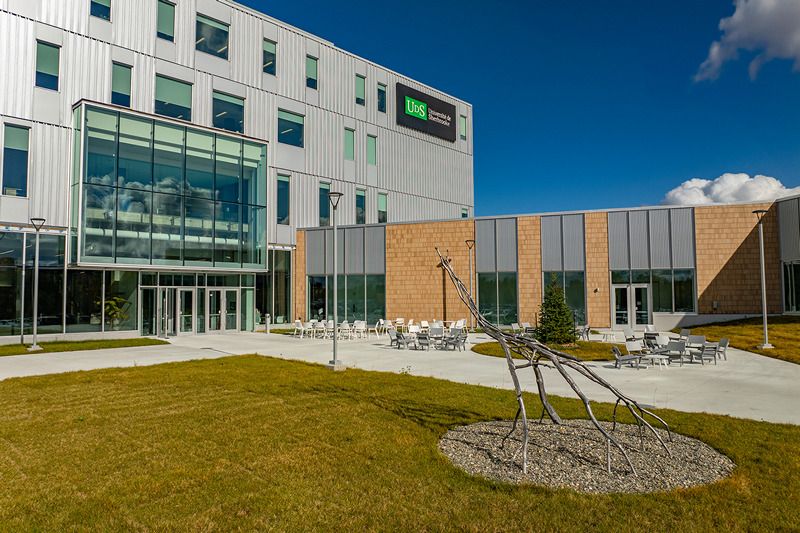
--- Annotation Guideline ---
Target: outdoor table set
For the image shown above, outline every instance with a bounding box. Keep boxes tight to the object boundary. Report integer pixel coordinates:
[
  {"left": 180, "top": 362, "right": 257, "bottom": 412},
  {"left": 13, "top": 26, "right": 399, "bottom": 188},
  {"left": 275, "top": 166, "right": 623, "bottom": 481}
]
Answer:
[{"left": 615, "top": 329, "right": 729, "bottom": 370}]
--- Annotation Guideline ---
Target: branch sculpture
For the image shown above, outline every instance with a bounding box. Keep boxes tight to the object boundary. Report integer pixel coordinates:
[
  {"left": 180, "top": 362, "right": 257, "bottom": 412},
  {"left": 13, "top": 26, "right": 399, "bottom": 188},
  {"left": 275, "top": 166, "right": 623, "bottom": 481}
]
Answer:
[{"left": 436, "top": 248, "right": 672, "bottom": 475}]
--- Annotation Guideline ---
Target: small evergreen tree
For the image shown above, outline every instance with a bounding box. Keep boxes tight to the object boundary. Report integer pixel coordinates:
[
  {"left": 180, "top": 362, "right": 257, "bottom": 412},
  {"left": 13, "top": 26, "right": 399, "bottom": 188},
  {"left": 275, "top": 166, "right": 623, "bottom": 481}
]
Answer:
[{"left": 535, "top": 273, "right": 577, "bottom": 344}]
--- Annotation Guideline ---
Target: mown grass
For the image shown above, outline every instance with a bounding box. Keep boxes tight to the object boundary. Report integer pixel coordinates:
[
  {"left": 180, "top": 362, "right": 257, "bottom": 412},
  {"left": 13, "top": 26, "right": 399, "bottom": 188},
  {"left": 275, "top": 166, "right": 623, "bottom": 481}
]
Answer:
[
  {"left": 0, "top": 338, "right": 169, "bottom": 358},
  {"left": 682, "top": 315, "right": 800, "bottom": 365},
  {"left": 472, "top": 340, "right": 621, "bottom": 361},
  {"left": 0, "top": 355, "right": 797, "bottom": 530}
]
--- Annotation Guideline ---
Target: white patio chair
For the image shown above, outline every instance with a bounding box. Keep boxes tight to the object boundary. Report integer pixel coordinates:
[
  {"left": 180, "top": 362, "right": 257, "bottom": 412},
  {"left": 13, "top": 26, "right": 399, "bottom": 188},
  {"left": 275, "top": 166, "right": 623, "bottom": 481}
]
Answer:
[
  {"left": 302, "top": 321, "right": 313, "bottom": 339},
  {"left": 511, "top": 323, "right": 521, "bottom": 335},
  {"left": 408, "top": 324, "right": 421, "bottom": 334},
  {"left": 292, "top": 320, "right": 303, "bottom": 337},
  {"left": 395, "top": 318, "right": 405, "bottom": 332},
  {"left": 314, "top": 321, "right": 326, "bottom": 339},
  {"left": 717, "top": 338, "right": 729, "bottom": 361},
  {"left": 325, "top": 320, "right": 335, "bottom": 339},
  {"left": 354, "top": 321, "right": 367, "bottom": 339},
  {"left": 420, "top": 320, "right": 430, "bottom": 333},
  {"left": 338, "top": 321, "right": 352, "bottom": 340},
  {"left": 368, "top": 319, "right": 384, "bottom": 338},
  {"left": 407, "top": 319, "right": 415, "bottom": 331},
  {"left": 625, "top": 340, "right": 646, "bottom": 355}
]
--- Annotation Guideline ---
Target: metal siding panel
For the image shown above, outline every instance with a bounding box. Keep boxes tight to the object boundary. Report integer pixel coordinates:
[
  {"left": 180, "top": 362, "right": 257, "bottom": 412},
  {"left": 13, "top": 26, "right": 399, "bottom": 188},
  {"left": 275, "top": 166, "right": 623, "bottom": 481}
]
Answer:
[
  {"left": 779, "top": 199, "right": 800, "bottom": 262},
  {"left": 112, "top": 0, "right": 156, "bottom": 57},
  {"left": 496, "top": 218, "right": 517, "bottom": 272},
  {"left": 305, "top": 229, "right": 325, "bottom": 275},
  {"left": 608, "top": 212, "right": 629, "bottom": 270},
  {"left": 649, "top": 209, "right": 671, "bottom": 269},
  {"left": 0, "top": 13, "right": 35, "bottom": 119},
  {"left": 670, "top": 208, "right": 696, "bottom": 268},
  {"left": 540, "top": 216, "right": 563, "bottom": 271},
  {"left": 475, "top": 219, "right": 496, "bottom": 273},
  {"left": 562, "top": 214, "right": 585, "bottom": 271},
  {"left": 364, "top": 225, "right": 384, "bottom": 274},
  {"left": 628, "top": 210, "right": 649, "bottom": 269},
  {"left": 324, "top": 228, "right": 333, "bottom": 274},
  {"left": 29, "top": 123, "right": 72, "bottom": 227},
  {"left": 345, "top": 227, "right": 364, "bottom": 274}
]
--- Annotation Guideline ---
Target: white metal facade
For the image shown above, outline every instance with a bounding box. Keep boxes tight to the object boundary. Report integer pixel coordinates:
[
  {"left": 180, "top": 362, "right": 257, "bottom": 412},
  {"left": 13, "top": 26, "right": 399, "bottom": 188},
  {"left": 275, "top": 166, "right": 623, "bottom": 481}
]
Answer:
[{"left": 0, "top": 0, "right": 474, "bottom": 244}]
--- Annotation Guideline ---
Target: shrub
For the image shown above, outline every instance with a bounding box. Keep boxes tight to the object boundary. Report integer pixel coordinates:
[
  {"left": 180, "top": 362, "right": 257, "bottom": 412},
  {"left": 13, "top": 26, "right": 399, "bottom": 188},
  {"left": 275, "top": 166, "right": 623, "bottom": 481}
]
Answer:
[{"left": 536, "top": 273, "right": 577, "bottom": 344}]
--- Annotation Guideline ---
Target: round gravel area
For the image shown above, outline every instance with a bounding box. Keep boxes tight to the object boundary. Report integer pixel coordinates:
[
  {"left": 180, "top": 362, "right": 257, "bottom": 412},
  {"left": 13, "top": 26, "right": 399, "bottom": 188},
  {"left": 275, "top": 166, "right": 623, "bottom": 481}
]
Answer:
[{"left": 439, "top": 419, "right": 735, "bottom": 494}]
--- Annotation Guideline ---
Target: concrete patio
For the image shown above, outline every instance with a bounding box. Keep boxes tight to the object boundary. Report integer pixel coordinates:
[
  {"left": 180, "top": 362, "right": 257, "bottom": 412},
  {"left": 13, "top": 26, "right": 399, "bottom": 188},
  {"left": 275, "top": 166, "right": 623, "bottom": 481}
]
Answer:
[{"left": 0, "top": 332, "right": 797, "bottom": 425}]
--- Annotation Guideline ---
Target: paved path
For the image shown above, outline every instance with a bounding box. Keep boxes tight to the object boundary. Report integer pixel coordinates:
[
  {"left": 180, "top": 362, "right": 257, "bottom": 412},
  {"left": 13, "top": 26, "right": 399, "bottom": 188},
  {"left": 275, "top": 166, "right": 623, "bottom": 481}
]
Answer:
[{"left": 0, "top": 332, "right": 798, "bottom": 425}]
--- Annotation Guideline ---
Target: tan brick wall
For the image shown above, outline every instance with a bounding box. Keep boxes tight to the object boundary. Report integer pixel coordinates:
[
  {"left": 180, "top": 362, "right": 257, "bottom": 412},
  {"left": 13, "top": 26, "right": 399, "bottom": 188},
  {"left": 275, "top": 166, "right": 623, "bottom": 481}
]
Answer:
[
  {"left": 292, "top": 230, "right": 306, "bottom": 321},
  {"left": 585, "top": 212, "right": 611, "bottom": 327},
  {"left": 695, "top": 203, "right": 781, "bottom": 315},
  {"left": 517, "top": 216, "right": 541, "bottom": 324},
  {"left": 385, "top": 220, "right": 475, "bottom": 323}
]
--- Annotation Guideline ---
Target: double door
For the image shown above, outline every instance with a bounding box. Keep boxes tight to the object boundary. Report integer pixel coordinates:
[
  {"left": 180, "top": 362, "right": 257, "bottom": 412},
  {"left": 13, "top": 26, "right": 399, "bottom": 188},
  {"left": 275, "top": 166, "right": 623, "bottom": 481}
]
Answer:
[
  {"left": 207, "top": 289, "right": 238, "bottom": 333},
  {"left": 157, "top": 288, "right": 195, "bottom": 336},
  {"left": 612, "top": 284, "right": 651, "bottom": 329}
]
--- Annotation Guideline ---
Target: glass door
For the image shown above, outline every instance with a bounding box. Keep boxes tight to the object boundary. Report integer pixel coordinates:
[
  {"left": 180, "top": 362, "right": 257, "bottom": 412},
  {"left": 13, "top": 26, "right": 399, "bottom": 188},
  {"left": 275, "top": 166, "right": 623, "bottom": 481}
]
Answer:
[
  {"left": 208, "top": 290, "right": 223, "bottom": 332},
  {"left": 632, "top": 284, "right": 651, "bottom": 327},
  {"left": 158, "top": 288, "right": 176, "bottom": 337},
  {"left": 612, "top": 285, "right": 629, "bottom": 328},
  {"left": 178, "top": 289, "right": 194, "bottom": 334},
  {"left": 141, "top": 288, "right": 156, "bottom": 336},
  {"left": 225, "top": 289, "right": 238, "bottom": 331}
]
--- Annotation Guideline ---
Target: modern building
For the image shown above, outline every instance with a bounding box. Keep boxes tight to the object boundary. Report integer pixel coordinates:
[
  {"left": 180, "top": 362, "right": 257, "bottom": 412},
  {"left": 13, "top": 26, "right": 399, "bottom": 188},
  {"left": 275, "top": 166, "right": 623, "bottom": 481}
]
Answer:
[{"left": 0, "top": 0, "right": 474, "bottom": 341}]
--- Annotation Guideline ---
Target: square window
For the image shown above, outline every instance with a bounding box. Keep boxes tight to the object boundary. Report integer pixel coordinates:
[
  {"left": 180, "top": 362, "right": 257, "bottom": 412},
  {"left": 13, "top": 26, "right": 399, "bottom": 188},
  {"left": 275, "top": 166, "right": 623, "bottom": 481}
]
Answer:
[
  {"left": 35, "top": 41, "right": 60, "bottom": 91},
  {"left": 157, "top": 0, "right": 175, "bottom": 41},
  {"left": 213, "top": 91, "right": 244, "bottom": 133},
  {"left": 196, "top": 14, "right": 229, "bottom": 60},
  {"left": 263, "top": 40, "right": 277, "bottom": 75},
  {"left": 155, "top": 75, "right": 192, "bottom": 121},
  {"left": 278, "top": 110, "right": 304, "bottom": 148},
  {"left": 90, "top": 0, "right": 111, "bottom": 21}
]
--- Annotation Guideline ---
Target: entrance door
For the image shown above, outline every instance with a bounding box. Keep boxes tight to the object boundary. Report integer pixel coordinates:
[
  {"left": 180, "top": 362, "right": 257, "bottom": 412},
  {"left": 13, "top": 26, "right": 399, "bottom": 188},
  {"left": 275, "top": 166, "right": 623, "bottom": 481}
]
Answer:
[
  {"left": 208, "top": 290, "right": 223, "bottom": 332},
  {"left": 206, "top": 289, "right": 238, "bottom": 333},
  {"left": 612, "top": 284, "right": 652, "bottom": 329},
  {"left": 225, "top": 289, "right": 238, "bottom": 331},
  {"left": 613, "top": 285, "right": 629, "bottom": 328},
  {"left": 158, "top": 288, "right": 176, "bottom": 337},
  {"left": 632, "top": 284, "right": 651, "bottom": 327},
  {"left": 178, "top": 289, "right": 194, "bottom": 334}
]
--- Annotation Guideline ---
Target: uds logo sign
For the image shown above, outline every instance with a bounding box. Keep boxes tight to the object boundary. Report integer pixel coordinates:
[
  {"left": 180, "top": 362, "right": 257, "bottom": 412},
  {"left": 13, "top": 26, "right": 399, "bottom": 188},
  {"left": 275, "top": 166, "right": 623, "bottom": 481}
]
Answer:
[{"left": 404, "top": 96, "right": 428, "bottom": 121}]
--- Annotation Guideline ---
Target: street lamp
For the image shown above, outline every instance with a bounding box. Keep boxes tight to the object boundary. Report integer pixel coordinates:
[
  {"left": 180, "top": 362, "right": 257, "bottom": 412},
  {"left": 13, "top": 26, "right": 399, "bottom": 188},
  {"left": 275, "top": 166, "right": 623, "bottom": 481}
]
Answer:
[
  {"left": 29, "top": 217, "right": 46, "bottom": 352},
  {"left": 328, "top": 191, "right": 345, "bottom": 371},
  {"left": 753, "top": 209, "right": 773, "bottom": 349},
  {"left": 466, "top": 239, "right": 475, "bottom": 331}
]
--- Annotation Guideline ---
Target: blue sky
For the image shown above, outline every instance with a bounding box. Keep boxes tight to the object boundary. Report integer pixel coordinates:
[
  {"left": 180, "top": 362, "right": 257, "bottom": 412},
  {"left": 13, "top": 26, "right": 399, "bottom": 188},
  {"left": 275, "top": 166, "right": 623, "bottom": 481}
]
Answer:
[{"left": 240, "top": 0, "right": 800, "bottom": 216}]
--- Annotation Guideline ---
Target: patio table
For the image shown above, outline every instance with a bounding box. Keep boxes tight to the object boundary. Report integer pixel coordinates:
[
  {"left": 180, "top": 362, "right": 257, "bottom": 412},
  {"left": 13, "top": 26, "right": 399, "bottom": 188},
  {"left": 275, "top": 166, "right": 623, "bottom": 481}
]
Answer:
[{"left": 641, "top": 353, "right": 669, "bottom": 369}]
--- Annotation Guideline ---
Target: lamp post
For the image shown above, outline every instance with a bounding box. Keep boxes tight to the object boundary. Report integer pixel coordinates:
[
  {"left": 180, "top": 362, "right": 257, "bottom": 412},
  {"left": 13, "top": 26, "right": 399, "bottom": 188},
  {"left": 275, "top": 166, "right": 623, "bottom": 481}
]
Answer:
[
  {"left": 328, "top": 191, "right": 344, "bottom": 371},
  {"left": 29, "top": 217, "right": 46, "bottom": 351},
  {"left": 466, "top": 239, "right": 475, "bottom": 331},
  {"left": 753, "top": 209, "right": 773, "bottom": 349}
]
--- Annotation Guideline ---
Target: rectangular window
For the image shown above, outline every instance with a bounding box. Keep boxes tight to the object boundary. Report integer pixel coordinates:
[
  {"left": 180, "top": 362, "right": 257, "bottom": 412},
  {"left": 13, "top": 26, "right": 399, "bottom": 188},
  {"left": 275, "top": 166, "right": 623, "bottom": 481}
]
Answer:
[
  {"left": 377, "top": 192, "right": 387, "bottom": 224},
  {"left": 35, "top": 41, "right": 60, "bottom": 91},
  {"left": 367, "top": 135, "right": 377, "bottom": 166},
  {"left": 651, "top": 269, "right": 673, "bottom": 313},
  {"left": 277, "top": 110, "right": 304, "bottom": 148},
  {"left": 459, "top": 115, "right": 467, "bottom": 141},
  {"left": 2, "top": 125, "right": 30, "bottom": 197},
  {"left": 111, "top": 62, "right": 132, "bottom": 107},
  {"left": 157, "top": 0, "right": 175, "bottom": 41},
  {"left": 355, "top": 75, "right": 366, "bottom": 106},
  {"left": 461, "top": 208, "right": 468, "bottom": 218},
  {"left": 306, "top": 56, "right": 318, "bottom": 90},
  {"left": 356, "top": 189, "right": 365, "bottom": 224},
  {"left": 344, "top": 128, "right": 354, "bottom": 161},
  {"left": 212, "top": 91, "right": 244, "bottom": 133},
  {"left": 90, "top": 0, "right": 111, "bottom": 21},
  {"left": 673, "top": 269, "right": 695, "bottom": 313},
  {"left": 319, "top": 183, "right": 330, "bottom": 227},
  {"left": 377, "top": 83, "right": 387, "bottom": 113},
  {"left": 155, "top": 75, "right": 192, "bottom": 121},
  {"left": 263, "top": 39, "right": 276, "bottom": 75},
  {"left": 196, "top": 14, "right": 229, "bottom": 60},
  {"left": 277, "top": 174, "right": 290, "bottom": 225},
  {"left": 564, "top": 271, "right": 586, "bottom": 325}
]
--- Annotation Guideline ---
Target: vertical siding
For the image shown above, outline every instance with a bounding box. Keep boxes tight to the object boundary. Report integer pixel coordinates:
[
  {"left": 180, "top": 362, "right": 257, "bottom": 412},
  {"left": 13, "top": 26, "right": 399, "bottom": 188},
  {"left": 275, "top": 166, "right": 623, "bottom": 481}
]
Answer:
[
  {"left": 540, "top": 215, "right": 563, "bottom": 271},
  {"left": 670, "top": 208, "right": 695, "bottom": 268},
  {"left": 495, "top": 218, "right": 517, "bottom": 272},
  {"left": 112, "top": 0, "right": 156, "bottom": 57},
  {"left": 364, "top": 225, "right": 384, "bottom": 274},
  {"left": 649, "top": 209, "right": 671, "bottom": 269},
  {"left": 29, "top": 123, "right": 72, "bottom": 227},
  {"left": 475, "top": 219, "right": 496, "bottom": 273},
  {"left": 562, "top": 214, "right": 585, "bottom": 271},
  {"left": 345, "top": 227, "right": 364, "bottom": 274},
  {"left": 779, "top": 198, "right": 800, "bottom": 262},
  {"left": 608, "top": 212, "right": 629, "bottom": 270},
  {"left": 0, "top": 13, "right": 35, "bottom": 118},
  {"left": 628, "top": 210, "right": 649, "bottom": 269},
  {"left": 305, "top": 228, "right": 325, "bottom": 275}
]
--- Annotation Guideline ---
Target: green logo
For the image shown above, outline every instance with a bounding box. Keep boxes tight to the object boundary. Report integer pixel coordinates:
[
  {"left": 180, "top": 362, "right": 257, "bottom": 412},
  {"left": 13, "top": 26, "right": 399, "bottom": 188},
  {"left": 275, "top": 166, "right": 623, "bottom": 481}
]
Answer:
[{"left": 404, "top": 96, "right": 428, "bottom": 121}]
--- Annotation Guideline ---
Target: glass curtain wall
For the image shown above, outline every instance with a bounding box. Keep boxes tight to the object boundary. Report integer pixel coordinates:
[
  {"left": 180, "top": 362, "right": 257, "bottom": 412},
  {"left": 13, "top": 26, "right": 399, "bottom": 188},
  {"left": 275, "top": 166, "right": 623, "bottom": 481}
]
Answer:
[
  {"left": 23, "top": 234, "right": 66, "bottom": 334},
  {"left": 305, "top": 274, "right": 386, "bottom": 324},
  {"left": 610, "top": 269, "right": 697, "bottom": 313},
  {"left": 255, "top": 250, "right": 292, "bottom": 326},
  {"left": 478, "top": 271, "right": 518, "bottom": 326},
  {"left": 80, "top": 105, "right": 267, "bottom": 270},
  {"left": 0, "top": 232, "right": 24, "bottom": 336},
  {"left": 542, "top": 270, "right": 586, "bottom": 325}
]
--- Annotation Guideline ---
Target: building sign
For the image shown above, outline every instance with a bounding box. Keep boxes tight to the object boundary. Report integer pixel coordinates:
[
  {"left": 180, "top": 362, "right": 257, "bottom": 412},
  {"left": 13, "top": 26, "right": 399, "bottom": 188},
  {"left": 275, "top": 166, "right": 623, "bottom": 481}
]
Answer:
[{"left": 395, "top": 83, "right": 457, "bottom": 142}]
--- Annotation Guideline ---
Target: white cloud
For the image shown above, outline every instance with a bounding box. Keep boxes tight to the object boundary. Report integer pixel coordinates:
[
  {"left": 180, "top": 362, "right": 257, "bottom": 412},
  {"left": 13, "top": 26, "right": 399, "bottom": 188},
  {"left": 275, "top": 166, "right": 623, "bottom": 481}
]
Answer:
[
  {"left": 695, "top": 0, "right": 800, "bottom": 81},
  {"left": 663, "top": 173, "right": 800, "bottom": 205}
]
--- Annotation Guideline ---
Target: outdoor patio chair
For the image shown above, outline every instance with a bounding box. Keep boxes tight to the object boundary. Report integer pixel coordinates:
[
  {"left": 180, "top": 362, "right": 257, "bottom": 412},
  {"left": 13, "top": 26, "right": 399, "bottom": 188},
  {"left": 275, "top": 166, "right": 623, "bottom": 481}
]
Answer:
[
  {"left": 520, "top": 322, "right": 535, "bottom": 336},
  {"left": 686, "top": 335, "right": 706, "bottom": 360},
  {"left": 325, "top": 320, "right": 335, "bottom": 339},
  {"left": 679, "top": 328, "right": 692, "bottom": 340},
  {"left": 302, "top": 322, "right": 313, "bottom": 338},
  {"left": 292, "top": 320, "right": 303, "bottom": 337},
  {"left": 611, "top": 346, "right": 642, "bottom": 369},
  {"left": 577, "top": 325, "right": 590, "bottom": 341},
  {"left": 420, "top": 320, "right": 430, "bottom": 333},
  {"left": 622, "top": 327, "right": 639, "bottom": 341},
  {"left": 697, "top": 342, "right": 718, "bottom": 365},
  {"left": 656, "top": 340, "right": 687, "bottom": 366},
  {"left": 444, "top": 329, "right": 468, "bottom": 351},
  {"left": 429, "top": 326, "right": 444, "bottom": 349},
  {"left": 644, "top": 325, "right": 656, "bottom": 333},
  {"left": 314, "top": 321, "right": 327, "bottom": 338},
  {"left": 368, "top": 319, "right": 383, "bottom": 338},
  {"left": 415, "top": 333, "right": 431, "bottom": 350},
  {"left": 408, "top": 324, "right": 421, "bottom": 334},
  {"left": 387, "top": 327, "right": 399, "bottom": 347},
  {"left": 717, "top": 338, "right": 729, "bottom": 361},
  {"left": 396, "top": 332, "right": 416, "bottom": 350},
  {"left": 407, "top": 319, "right": 415, "bottom": 330},
  {"left": 625, "top": 340, "right": 647, "bottom": 355},
  {"left": 353, "top": 321, "right": 367, "bottom": 339},
  {"left": 395, "top": 318, "right": 405, "bottom": 332},
  {"left": 511, "top": 323, "right": 521, "bottom": 335}
]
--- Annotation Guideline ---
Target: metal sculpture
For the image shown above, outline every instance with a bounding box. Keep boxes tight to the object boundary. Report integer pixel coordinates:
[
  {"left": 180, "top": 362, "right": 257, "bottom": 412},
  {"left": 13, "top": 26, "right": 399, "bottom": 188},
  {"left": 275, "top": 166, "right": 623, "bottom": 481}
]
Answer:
[{"left": 436, "top": 248, "right": 671, "bottom": 475}]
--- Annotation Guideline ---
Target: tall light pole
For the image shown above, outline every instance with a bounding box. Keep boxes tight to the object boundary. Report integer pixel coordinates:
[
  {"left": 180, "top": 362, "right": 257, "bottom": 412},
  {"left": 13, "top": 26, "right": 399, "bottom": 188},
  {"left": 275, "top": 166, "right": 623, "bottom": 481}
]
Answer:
[
  {"left": 328, "top": 191, "right": 344, "bottom": 371},
  {"left": 753, "top": 209, "right": 773, "bottom": 349},
  {"left": 466, "top": 239, "right": 475, "bottom": 331},
  {"left": 29, "top": 217, "right": 46, "bottom": 351}
]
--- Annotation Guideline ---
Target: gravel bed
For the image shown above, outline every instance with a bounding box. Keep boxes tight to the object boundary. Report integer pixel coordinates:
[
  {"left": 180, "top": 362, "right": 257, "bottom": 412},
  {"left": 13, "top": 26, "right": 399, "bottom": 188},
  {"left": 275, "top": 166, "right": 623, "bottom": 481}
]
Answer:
[{"left": 439, "top": 419, "right": 735, "bottom": 494}]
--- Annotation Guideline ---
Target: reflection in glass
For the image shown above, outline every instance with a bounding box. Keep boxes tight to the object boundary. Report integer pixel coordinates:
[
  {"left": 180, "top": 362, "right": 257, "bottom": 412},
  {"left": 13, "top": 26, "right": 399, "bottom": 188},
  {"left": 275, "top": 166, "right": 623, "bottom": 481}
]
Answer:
[
  {"left": 242, "top": 206, "right": 266, "bottom": 267},
  {"left": 196, "top": 14, "right": 229, "bottom": 59},
  {"left": 652, "top": 269, "right": 673, "bottom": 312},
  {"left": 115, "top": 188, "right": 151, "bottom": 261},
  {"left": 215, "top": 136, "right": 241, "bottom": 202},
  {"left": 366, "top": 275, "right": 385, "bottom": 325},
  {"left": 346, "top": 275, "right": 365, "bottom": 321},
  {"left": 674, "top": 269, "right": 695, "bottom": 313},
  {"left": 186, "top": 130, "right": 214, "bottom": 198},
  {"left": 152, "top": 193, "right": 182, "bottom": 263},
  {"left": 277, "top": 175, "right": 290, "bottom": 225},
  {"left": 242, "top": 142, "right": 267, "bottom": 207},
  {"left": 154, "top": 123, "right": 184, "bottom": 193},
  {"left": 212, "top": 92, "right": 244, "bottom": 133},
  {"left": 85, "top": 108, "right": 117, "bottom": 186},
  {"left": 117, "top": 116, "right": 153, "bottom": 190},
  {"left": 184, "top": 197, "right": 214, "bottom": 263},
  {"left": 83, "top": 184, "right": 116, "bottom": 260},
  {"left": 105, "top": 270, "right": 138, "bottom": 331},
  {"left": 497, "top": 272, "right": 518, "bottom": 326},
  {"left": 66, "top": 270, "right": 102, "bottom": 333},
  {"left": 564, "top": 271, "right": 585, "bottom": 325},
  {"left": 308, "top": 276, "right": 326, "bottom": 321},
  {"left": 477, "top": 272, "right": 497, "bottom": 324},
  {"left": 214, "top": 201, "right": 240, "bottom": 264},
  {"left": 319, "top": 184, "right": 330, "bottom": 227}
]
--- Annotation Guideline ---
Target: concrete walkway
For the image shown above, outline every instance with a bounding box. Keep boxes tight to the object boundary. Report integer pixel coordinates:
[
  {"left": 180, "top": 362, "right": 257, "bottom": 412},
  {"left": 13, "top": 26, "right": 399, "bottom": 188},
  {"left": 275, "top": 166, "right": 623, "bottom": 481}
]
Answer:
[{"left": 0, "top": 332, "right": 798, "bottom": 425}]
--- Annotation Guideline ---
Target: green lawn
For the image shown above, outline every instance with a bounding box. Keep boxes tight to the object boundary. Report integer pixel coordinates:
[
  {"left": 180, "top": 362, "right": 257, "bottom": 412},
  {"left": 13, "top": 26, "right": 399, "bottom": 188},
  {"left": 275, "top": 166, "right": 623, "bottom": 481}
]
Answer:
[
  {"left": 681, "top": 315, "right": 800, "bottom": 365},
  {"left": 472, "top": 340, "right": 621, "bottom": 361},
  {"left": 0, "top": 356, "right": 797, "bottom": 530},
  {"left": 0, "top": 338, "right": 169, "bottom": 357}
]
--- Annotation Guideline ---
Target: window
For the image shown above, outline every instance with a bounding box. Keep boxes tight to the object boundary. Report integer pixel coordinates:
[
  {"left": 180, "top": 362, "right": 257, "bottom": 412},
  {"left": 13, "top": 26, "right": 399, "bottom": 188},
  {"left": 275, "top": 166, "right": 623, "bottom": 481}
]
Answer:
[
  {"left": 212, "top": 91, "right": 244, "bottom": 133},
  {"left": 90, "top": 0, "right": 111, "bottom": 21},
  {"left": 306, "top": 56, "right": 318, "bottom": 90},
  {"left": 111, "top": 63, "right": 132, "bottom": 107},
  {"left": 35, "top": 41, "right": 60, "bottom": 91},
  {"left": 543, "top": 271, "right": 586, "bottom": 325},
  {"left": 355, "top": 75, "right": 366, "bottom": 106},
  {"left": 155, "top": 75, "right": 192, "bottom": 121},
  {"left": 2, "top": 125, "right": 29, "bottom": 197},
  {"left": 356, "top": 189, "right": 365, "bottom": 224},
  {"left": 461, "top": 208, "right": 469, "bottom": 218},
  {"left": 651, "top": 270, "right": 672, "bottom": 313},
  {"left": 263, "top": 39, "right": 276, "bottom": 75},
  {"left": 157, "top": 0, "right": 175, "bottom": 41},
  {"left": 459, "top": 115, "right": 468, "bottom": 141},
  {"left": 673, "top": 269, "right": 695, "bottom": 313},
  {"left": 277, "top": 110, "right": 304, "bottom": 148},
  {"left": 344, "top": 128, "right": 354, "bottom": 161},
  {"left": 367, "top": 135, "right": 377, "bottom": 166},
  {"left": 377, "top": 83, "right": 386, "bottom": 113},
  {"left": 319, "top": 183, "right": 330, "bottom": 227},
  {"left": 196, "top": 14, "right": 229, "bottom": 60},
  {"left": 277, "top": 174, "right": 290, "bottom": 225},
  {"left": 377, "top": 192, "right": 387, "bottom": 224}
]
